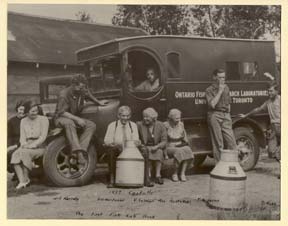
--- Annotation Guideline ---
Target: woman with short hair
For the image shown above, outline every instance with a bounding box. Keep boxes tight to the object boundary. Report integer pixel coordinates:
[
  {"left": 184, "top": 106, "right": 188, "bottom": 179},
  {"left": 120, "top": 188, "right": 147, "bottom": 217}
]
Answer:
[
  {"left": 137, "top": 108, "right": 167, "bottom": 185},
  {"left": 7, "top": 100, "right": 26, "bottom": 174},
  {"left": 11, "top": 100, "right": 49, "bottom": 189},
  {"left": 164, "top": 109, "right": 194, "bottom": 182}
]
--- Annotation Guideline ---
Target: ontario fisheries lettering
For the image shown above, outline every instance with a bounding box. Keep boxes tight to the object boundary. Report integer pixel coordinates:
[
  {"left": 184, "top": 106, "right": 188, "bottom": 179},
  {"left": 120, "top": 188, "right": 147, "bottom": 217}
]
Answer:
[{"left": 175, "top": 89, "right": 268, "bottom": 105}]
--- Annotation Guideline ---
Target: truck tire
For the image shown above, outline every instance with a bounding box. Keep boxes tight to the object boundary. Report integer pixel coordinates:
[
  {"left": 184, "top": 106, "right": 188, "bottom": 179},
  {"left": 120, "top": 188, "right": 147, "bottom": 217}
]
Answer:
[
  {"left": 43, "top": 136, "right": 96, "bottom": 187},
  {"left": 193, "top": 155, "right": 207, "bottom": 168},
  {"left": 234, "top": 127, "right": 260, "bottom": 171}
]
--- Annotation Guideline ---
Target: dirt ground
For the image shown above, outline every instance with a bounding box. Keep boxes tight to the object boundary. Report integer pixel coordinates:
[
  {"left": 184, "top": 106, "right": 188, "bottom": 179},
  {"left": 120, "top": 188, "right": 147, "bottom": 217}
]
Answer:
[{"left": 7, "top": 152, "right": 280, "bottom": 220}]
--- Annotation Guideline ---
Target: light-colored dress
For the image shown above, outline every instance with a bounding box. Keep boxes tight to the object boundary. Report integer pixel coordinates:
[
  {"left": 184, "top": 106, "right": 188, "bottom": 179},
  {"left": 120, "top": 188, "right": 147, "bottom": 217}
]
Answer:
[
  {"left": 164, "top": 121, "right": 194, "bottom": 163},
  {"left": 10, "top": 115, "right": 49, "bottom": 170}
]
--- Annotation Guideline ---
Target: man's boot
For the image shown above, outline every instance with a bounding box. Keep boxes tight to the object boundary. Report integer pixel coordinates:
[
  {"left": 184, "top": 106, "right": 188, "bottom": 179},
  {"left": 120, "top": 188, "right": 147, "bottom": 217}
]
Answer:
[{"left": 107, "top": 149, "right": 116, "bottom": 188}]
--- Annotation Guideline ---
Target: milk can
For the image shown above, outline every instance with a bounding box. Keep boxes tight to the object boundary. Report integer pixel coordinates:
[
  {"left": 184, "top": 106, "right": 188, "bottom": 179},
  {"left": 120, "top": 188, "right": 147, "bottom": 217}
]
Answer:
[
  {"left": 208, "top": 149, "right": 246, "bottom": 210},
  {"left": 115, "top": 140, "right": 144, "bottom": 188}
]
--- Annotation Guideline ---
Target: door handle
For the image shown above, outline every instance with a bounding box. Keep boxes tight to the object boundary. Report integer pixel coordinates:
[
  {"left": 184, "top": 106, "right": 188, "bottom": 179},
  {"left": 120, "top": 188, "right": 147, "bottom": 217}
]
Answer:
[{"left": 159, "top": 98, "right": 167, "bottom": 102}]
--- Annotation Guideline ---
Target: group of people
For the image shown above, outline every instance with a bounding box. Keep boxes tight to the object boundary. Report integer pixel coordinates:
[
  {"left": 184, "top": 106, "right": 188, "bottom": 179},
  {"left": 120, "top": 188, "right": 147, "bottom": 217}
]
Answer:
[
  {"left": 7, "top": 67, "right": 281, "bottom": 190},
  {"left": 104, "top": 106, "right": 194, "bottom": 188},
  {"left": 206, "top": 69, "right": 281, "bottom": 174}
]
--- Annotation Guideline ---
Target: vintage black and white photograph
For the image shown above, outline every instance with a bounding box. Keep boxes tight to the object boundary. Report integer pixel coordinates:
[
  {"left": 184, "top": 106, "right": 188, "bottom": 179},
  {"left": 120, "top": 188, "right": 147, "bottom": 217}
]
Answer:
[{"left": 6, "top": 3, "right": 281, "bottom": 220}]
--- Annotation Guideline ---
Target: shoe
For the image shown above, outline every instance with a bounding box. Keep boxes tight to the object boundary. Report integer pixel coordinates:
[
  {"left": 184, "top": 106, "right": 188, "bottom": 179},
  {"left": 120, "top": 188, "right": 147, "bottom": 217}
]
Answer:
[
  {"left": 76, "top": 151, "right": 87, "bottom": 165},
  {"left": 172, "top": 174, "right": 179, "bottom": 182},
  {"left": 155, "top": 177, "right": 164, "bottom": 185},
  {"left": 107, "top": 183, "right": 114, "bottom": 188},
  {"left": 16, "top": 179, "right": 30, "bottom": 190},
  {"left": 180, "top": 174, "right": 187, "bottom": 182},
  {"left": 277, "top": 175, "right": 280, "bottom": 179},
  {"left": 145, "top": 180, "right": 154, "bottom": 187}
]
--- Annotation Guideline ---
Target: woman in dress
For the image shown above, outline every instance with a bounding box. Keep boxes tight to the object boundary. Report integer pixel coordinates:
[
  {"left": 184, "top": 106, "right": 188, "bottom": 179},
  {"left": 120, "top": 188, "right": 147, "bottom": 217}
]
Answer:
[
  {"left": 164, "top": 109, "right": 194, "bottom": 182},
  {"left": 11, "top": 100, "right": 49, "bottom": 189},
  {"left": 7, "top": 100, "right": 26, "bottom": 173},
  {"left": 137, "top": 108, "right": 167, "bottom": 185}
]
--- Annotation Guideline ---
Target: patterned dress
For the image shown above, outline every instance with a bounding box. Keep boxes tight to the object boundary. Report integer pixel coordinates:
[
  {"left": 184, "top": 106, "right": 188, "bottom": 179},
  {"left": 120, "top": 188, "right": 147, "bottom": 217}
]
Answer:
[{"left": 164, "top": 121, "right": 194, "bottom": 163}]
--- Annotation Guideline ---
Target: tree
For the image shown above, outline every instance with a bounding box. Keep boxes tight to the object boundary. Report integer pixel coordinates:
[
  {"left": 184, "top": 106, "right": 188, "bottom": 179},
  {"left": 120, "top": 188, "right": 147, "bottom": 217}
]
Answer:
[
  {"left": 112, "top": 5, "right": 190, "bottom": 35},
  {"left": 112, "top": 5, "right": 280, "bottom": 40},
  {"left": 75, "top": 11, "right": 94, "bottom": 23},
  {"left": 188, "top": 5, "right": 281, "bottom": 39}
]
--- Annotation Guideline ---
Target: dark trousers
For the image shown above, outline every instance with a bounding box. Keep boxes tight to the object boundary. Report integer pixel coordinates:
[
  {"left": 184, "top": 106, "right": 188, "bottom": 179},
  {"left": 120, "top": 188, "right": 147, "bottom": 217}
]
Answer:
[
  {"left": 207, "top": 111, "right": 237, "bottom": 160},
  {"left": 55, "top": 117, "right": 96, "bottom": 152},
  {"left": 108, "top": 146, "right": 150, "bottom": 186},
  {"left": 268, "top": 123, "right": 281, "bottom": 161}
]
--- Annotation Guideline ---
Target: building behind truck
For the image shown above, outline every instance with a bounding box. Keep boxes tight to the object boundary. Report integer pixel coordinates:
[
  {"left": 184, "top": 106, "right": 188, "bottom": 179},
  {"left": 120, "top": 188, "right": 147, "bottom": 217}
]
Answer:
[{"left": 7, "top": 12, "right": 146, "bottom": 115}]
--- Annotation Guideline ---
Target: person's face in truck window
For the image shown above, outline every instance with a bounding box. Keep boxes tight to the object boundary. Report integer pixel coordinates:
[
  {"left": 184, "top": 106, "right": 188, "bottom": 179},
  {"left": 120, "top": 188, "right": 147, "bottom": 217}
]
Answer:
[{"left": 146, "top": 69, "right": 156, "bottom": 84}]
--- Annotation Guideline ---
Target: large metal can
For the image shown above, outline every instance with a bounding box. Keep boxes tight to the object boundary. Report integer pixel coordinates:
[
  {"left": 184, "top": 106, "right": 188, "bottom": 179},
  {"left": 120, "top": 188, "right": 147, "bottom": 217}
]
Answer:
[
  {"left": 208, "top": 150, "right": 246, "bottom": 210},
  {"left": 115, "top": 140, "right": 144, "bottom": 187}
]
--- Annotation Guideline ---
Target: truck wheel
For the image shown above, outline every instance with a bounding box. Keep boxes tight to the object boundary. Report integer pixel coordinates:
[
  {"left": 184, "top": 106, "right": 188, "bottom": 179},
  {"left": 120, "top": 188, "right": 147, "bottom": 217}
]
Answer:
[
  {"left": 43, "top": 136, "right": 96, "bottom": 187},
  {"left": 234, "top": 127, "right": 260, "bottom": 171},
  {"left": 193, "top": 155, "right": 207, "bottom": 168}
]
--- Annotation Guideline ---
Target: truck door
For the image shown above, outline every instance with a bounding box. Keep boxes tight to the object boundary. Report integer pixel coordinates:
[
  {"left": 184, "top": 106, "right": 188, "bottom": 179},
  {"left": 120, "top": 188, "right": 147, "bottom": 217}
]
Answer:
[{"left": 121, "top": 50, "right": 167, "bottom": 121}]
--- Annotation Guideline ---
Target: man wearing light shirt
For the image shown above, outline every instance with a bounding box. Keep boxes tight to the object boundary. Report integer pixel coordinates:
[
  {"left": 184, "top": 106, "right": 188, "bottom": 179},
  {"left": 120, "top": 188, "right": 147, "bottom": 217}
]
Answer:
[
  {"left": 239, "top": 82, "right": 281, "bottom": 163},
  {"left": 104, "top": 106, "right": 140, "bottom": 188}
]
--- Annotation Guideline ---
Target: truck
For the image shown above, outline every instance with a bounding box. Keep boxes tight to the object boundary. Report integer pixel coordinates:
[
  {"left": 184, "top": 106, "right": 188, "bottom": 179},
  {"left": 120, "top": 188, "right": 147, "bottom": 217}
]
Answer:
[{"left": 39, "top": 35, "right": 277, "bottom": 187}]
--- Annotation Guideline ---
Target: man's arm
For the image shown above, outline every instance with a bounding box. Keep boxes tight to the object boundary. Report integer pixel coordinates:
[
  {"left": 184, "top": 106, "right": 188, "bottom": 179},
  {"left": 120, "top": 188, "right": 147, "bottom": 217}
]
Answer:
[
  {"left": 240, "top": 102, "right": 268, "bottom": 118},
  {"left": 86, "top": 88, "right": 108, "bottom": 106},
  {"left": 134, "top": 80, "right": 146, "bottom": 91},
  {"left": 104, "top": 122, "right": 115, "bottom": 147},
  {"left": 61, "top": 112, "right": 86, "bottom": 127},
  {"left": 206, "top": 84, "right": 226, "bottom": 109}
]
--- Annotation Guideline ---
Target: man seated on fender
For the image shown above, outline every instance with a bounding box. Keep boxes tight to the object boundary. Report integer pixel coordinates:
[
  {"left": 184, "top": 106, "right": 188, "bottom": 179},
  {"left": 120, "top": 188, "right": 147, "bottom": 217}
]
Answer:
[
  {"left": 54, "top": 74, "right": 106, "bottom": 157},
  {"left": 104, "top": 106, "right": 154, "bottom": 188}
]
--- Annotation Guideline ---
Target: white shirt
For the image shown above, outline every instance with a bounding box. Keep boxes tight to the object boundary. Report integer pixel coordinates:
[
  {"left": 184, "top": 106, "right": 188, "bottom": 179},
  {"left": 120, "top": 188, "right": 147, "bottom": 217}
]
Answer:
[{"left": 104, "top": 120, "right": 139, "bottom": 146}]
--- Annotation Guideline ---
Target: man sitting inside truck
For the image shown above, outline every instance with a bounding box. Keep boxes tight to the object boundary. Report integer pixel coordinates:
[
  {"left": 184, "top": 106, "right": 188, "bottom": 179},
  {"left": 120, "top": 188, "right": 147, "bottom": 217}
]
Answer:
[
  {"left": 134, "top": 68, "right": 160, "bottom": 91},
  {"left": 54, "top": 74, "right": 106, "bottom": 156}
]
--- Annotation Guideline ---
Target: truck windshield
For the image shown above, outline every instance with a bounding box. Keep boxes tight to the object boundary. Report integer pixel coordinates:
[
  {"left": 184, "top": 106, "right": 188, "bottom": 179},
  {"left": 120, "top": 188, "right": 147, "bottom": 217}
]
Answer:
[{"left": 88, "top": 56, "right": 121, "bottom": 93}]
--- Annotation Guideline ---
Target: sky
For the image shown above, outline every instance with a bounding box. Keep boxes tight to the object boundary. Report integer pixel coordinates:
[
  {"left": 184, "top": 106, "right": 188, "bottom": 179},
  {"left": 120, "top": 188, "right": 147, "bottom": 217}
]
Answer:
[{"left": 8, "top": 4, "right": 117, "bottom": 24}]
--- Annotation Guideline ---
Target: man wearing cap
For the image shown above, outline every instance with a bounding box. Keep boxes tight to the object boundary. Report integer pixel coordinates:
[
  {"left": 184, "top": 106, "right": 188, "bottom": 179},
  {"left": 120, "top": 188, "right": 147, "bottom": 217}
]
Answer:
[
  {"left": 205, "top": 69, "right": 237, "bottom": 161},
  {"left": 54, "top": 74, "right": 106, "bottom": 154}
]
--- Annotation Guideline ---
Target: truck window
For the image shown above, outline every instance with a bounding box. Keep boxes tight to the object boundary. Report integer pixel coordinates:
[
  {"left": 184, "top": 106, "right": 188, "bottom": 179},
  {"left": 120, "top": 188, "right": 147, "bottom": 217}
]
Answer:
[
  {"left": 167, "top": 52, "right": 181, "bottom": 79},
  {"left": 226, "top": 61, "right": 258, "bottom": 81},
  {"left": 89, "top": 58, "right": 121, "bottom": 93},
  {"left": 48, "top": 84, "right": 67, "bottom": 100},
  {"left": 127, "top": 50, "right": 161, "bottom": 93}
]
